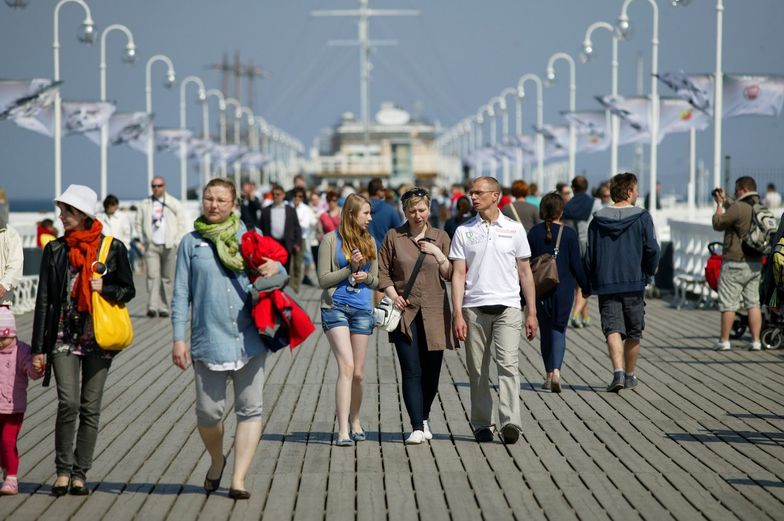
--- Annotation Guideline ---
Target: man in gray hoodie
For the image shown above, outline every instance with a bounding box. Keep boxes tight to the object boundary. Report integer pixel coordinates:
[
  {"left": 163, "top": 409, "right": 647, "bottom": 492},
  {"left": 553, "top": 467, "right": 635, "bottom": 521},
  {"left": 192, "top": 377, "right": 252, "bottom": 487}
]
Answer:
[{"left": 585, "top": 173, "right": 660, "bottom": 392}]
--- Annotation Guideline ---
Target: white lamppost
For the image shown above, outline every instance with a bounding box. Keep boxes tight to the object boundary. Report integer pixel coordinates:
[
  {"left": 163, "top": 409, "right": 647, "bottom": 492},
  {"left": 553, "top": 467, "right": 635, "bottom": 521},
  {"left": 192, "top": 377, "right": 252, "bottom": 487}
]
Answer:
[
  {"left": 179, "top": 75, "right": 206, "bottom": 201},
  {"left": 581, "top": 21, "right": 620, "bottom": 177},
  {"left": 617, "top": 0, "right": 660, "bottom": 215},
  {"left": 256, "top": 116, "right": 270, "bottom": 185},
  {"left": 517, "top": 73, "right": 544, "bottom": 189},
  {"left": 545, "top": 52, "right": 577, "bottom": 180},
  {"left": 241, "top": 107, "right": 258, "bottom": 184},
  {"left": 224, "top": 97, "right": 243, "bottom": 187},
  {"left": 53, "top": 0, "right": 95, "bottom": 204},
  {"left": 99, "top": 24, "right": 136, "bottom": 200},
  {"left": 498, "top": 87, "right": 520, "bottom": 184},
  {"left": 672, "top": 0, "right": 722, "bottom": 191},
  {"left": 204, "top": 88, "right": 227, "bottom": 178},
  {"left": 145, "top": 54, "right": 176, "bottom": 189}
]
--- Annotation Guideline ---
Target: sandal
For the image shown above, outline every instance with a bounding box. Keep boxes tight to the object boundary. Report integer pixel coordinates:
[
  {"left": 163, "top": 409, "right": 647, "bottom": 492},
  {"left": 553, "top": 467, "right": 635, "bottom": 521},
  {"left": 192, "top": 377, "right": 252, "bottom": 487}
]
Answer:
[{"left": 204, "top": 456, "right": 226, "bottom": 494}]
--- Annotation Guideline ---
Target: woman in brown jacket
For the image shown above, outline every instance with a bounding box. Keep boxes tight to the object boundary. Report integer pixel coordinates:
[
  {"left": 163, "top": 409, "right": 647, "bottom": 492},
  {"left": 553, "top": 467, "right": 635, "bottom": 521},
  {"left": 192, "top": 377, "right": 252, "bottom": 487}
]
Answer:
[{"left": 378, "top": 188, "right": 455, "bottom": 445}]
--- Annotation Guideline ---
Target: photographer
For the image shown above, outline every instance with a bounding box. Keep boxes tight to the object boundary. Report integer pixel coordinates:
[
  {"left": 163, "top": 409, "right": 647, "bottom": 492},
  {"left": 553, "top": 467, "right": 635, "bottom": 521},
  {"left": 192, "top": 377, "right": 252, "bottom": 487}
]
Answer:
[{"left": 711, "top": 177, "right": 764, "bottom": 351}]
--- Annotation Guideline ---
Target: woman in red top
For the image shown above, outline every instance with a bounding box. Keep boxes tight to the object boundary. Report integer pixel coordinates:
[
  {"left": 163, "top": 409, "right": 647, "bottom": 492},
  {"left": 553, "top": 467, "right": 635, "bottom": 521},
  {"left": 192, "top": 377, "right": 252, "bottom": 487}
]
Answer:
[{"left": 318, "top": 191, "right": 341, "bottom": 237}]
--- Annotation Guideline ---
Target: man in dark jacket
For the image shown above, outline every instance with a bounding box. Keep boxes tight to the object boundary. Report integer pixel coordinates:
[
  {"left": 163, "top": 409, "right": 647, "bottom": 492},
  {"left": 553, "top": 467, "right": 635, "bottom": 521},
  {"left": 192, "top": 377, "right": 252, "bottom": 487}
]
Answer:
[
  {"left": 260, "top": 185, "right": 301, "bottom": 271},
  {"left": 585, "top": 173, "right": 660, "bottom": 393},
  {"left": 367, "top": 177, "right": 401, "bottom": 250}
]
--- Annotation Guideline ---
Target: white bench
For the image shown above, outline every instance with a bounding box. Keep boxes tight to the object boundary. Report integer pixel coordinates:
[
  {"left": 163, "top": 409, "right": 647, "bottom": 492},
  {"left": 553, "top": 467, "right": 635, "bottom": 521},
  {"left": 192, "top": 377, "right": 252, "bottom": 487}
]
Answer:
[{"left": 669, "top": 220, "right": 723, "bottom": 309}]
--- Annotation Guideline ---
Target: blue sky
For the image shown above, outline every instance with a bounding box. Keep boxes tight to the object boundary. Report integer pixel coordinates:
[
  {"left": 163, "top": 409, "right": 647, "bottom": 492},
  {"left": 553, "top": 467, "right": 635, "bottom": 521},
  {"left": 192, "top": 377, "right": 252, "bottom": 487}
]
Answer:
[{"left": 1, "top": 0, "right": 782, "bottom": 201}]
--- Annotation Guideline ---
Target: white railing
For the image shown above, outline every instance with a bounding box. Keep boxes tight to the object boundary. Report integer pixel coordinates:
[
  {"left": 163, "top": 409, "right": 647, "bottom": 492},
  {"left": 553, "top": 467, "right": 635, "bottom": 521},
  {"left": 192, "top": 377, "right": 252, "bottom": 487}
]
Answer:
[
  {"left": 314, "top": 155, "right": 440, "bottom": 177},
  {"left": 11, "top": 276, "right": 39, "bottom": 314},
  {"left": 669, "top": 220, "right": 723, "bottom": 308}
]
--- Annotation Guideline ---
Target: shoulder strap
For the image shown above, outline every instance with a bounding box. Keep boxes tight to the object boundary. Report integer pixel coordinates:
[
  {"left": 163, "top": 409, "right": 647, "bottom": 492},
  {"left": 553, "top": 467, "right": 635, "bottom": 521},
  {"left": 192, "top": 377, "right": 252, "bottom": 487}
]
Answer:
[
  {"left": 508, "top": 202, "right": 522, "bottom": 223},
  {"left": 401, "top": 252, "right": 427, "bottom": 300},
  {"left": 94, "top": 236, "right": 113, "bottom": 279},
  {"left": 553, "top": 225, "right": 564, "bottom": 256}
]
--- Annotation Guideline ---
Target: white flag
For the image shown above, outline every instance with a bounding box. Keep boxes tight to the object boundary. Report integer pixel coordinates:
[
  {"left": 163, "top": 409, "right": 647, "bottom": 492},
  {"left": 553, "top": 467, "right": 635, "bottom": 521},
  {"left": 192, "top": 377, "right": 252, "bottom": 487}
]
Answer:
[
  {"left": 656, "top": 72, "right": 714, "bottom": 113},
  {"left": 84, "top": 112, "right": 153, "bottom": 147},
  {"left": 14, "top": 100, "right": 115, "bottom": 137},
  {"left": 659, "top": 98, "right": 711, "bottom": 134},
  {"left": 154, "top": 128, "right": 193, "bottom": 153},
  {"left": 186, "top": 137, "right": 215, "bottom": 159},
  {"left": 0, "top": 79, "right": 60, "bottom": 120},
  {"left": 241, "top": 151, "right": 268, "bottom": 169},
  {"left": 563, "top": 110, "right": 610, "bottom": 153},
  {"left": 597, "top": 95, "right": 708, "bottom": 143},
  {"left": 723, "top": 75, "right": 784, "bottom": 117},
  {"left": 510, "top": 134, "right": 536, "bottom": 156},
  {"left": 535, "top": 125, "right": 569, "bottom": 160}
]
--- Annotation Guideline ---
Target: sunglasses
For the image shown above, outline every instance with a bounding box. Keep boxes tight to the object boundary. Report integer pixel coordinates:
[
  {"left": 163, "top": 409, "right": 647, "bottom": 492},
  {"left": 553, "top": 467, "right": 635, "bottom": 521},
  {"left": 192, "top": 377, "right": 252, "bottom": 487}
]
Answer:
[
  {"left": 401, "top": 188, "right": 429, "bottom": 203},
  {"left": 151, "top": 184, "right": 165, "bottom": 188}
]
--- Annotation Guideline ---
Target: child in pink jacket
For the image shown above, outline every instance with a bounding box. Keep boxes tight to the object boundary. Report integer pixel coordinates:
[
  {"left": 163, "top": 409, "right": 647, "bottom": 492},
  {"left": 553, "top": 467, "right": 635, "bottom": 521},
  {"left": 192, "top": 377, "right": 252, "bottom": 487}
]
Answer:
[{"left": 0, "top": 306, "right": 43, "bottom": 495}]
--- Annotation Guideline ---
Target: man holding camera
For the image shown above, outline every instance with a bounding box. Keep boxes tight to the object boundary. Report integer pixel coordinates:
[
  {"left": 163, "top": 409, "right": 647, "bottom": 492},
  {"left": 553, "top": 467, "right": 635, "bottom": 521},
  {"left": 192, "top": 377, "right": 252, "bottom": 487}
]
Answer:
[{"left": 711, "top": 177, "right": 764, "bottom": 351}]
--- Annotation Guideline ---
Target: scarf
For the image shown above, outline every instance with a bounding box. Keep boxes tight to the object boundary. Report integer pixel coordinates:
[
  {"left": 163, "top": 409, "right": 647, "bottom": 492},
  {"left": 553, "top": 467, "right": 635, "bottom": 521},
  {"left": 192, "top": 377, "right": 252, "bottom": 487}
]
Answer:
[
  {"left": 64, "top": 219, "right": 103, "bottom": 314},
  {"left": 194, "top": 212, "right": 245, "bottom": 272}
]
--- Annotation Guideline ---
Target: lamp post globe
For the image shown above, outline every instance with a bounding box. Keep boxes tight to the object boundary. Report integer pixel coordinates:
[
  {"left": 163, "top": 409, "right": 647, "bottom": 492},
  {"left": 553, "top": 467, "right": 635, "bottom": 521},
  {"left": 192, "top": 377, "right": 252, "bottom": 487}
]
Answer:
[
  {"left": 671, "top": 0, "right": 691, "bottom": 6},
  {"left": 579, "top": 41, "right": 594, "bottom": 63},
  {"left": 78, "top": 19, "right": 95, "bottom": 43},
  {"left": 615, "top": 16, "right": 633, "bottom": 40},
  {"left": 165, "top": 71, "right": 176, "bottom": 88},
  {"left": 122, "top": 44, "right": 136, "bottom": 64}
]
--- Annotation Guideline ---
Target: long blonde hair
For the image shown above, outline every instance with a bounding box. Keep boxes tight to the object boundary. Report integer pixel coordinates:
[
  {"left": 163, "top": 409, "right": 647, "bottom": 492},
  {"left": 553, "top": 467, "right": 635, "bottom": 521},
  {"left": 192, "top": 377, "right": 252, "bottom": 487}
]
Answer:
[{"left": 338, "top": 193, "right": 376, "bottom": 261}]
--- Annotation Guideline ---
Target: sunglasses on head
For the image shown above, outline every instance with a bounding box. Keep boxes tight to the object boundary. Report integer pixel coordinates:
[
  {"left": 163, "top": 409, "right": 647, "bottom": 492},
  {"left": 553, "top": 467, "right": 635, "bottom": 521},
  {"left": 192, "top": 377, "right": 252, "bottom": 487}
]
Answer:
[{"left": 401, "top": 188, "right": 429, "bottom": 203}]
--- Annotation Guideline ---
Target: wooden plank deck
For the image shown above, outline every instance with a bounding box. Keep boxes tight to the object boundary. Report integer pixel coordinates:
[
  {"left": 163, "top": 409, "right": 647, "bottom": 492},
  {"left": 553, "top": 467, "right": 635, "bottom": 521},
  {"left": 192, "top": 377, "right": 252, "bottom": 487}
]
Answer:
[{"left": 1, "top": 276, "right": 783, "bottom": 520}]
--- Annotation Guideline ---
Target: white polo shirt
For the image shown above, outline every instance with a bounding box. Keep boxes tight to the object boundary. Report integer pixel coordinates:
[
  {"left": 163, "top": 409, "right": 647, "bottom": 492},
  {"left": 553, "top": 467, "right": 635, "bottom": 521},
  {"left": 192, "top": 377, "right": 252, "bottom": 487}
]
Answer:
[{"left": 449, "top": 212, "right": 531, "bottom": 308}]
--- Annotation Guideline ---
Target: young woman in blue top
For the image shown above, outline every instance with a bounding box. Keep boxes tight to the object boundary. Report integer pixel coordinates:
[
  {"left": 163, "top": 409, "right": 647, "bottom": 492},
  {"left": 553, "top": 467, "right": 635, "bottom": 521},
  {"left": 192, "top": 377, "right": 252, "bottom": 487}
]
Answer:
[
  {"left": 527, "top": 193, "right": 590, "bottom": 393},
  {"left": 171, "top": 178, "right": 284, "bottom": 500},
  {"left": 317, "top": 194, "right": 378, "bottom": 446}
]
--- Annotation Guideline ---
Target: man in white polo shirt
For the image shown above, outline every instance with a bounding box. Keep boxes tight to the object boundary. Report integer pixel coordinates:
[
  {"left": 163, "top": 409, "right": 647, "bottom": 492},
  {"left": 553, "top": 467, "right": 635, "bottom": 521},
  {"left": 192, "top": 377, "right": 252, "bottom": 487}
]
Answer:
[{"left": 449, "top": 176, "right": 538, "bottom": 444}]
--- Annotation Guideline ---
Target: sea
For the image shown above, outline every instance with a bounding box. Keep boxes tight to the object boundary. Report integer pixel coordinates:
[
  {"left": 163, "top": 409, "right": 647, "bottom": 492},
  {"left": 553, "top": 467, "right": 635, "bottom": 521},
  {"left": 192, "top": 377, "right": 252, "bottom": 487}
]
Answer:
[{"left": 9, "top": 199, "right": 56, "bottom": 213}]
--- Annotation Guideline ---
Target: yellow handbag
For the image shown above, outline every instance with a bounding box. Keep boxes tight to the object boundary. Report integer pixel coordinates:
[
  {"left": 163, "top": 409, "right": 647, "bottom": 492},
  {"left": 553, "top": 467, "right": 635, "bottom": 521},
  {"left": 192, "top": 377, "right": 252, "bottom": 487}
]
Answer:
[{"left": 91, "top": 236, "right": 134, "bottom": 350}]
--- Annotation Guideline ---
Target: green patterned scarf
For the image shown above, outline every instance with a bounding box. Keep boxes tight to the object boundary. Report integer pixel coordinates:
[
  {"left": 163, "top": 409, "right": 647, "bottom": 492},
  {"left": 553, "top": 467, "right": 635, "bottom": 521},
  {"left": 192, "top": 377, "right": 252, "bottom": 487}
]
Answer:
[{"left": 193, "top": 212, "right": 245, "bottom": 272}]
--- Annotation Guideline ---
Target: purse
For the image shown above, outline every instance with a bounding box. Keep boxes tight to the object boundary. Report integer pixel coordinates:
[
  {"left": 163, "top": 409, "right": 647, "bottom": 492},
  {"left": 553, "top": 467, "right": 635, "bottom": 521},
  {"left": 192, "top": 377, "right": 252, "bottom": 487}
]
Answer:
[
  {"left": 529, "top": 224, "right": 563, "bottom": 297},
  {"left": 374, "top": 251, "right": 427, "bottom": 332},
  {"left": 91, "top": 236, "right": 134, "bottom": 350}
]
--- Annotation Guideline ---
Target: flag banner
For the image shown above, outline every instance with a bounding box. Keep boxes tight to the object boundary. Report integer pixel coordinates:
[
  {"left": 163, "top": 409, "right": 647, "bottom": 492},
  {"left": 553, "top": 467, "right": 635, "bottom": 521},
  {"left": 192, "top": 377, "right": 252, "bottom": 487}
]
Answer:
[
  {"left": 562, "top": 110, "right": 610, "bottom": 153},
  {"left": 154, "top": 128, "right": 193, "bottom": 153},
  {"left": 210, "top": 143, "right": 247, "bottom": 164},
  {"left": 596, "top": 95, "right": 650, "bottom": 132},
  {"left": 14, "top": 100, "right": 115, "bottom": 137},
  {"left": 240, "top": 151, "right": 268, "bottom": 169},
  {"left": 0, "top": 78, "right": 60, "bottom": 120},
  {"left": 84, "top": 112, "right": 153, "bottom": 147},
  {"left": 659, "top": 98, "right": 711, "bottom": 134},
  {"left": 535, "top": 125, "right": 569, "bottom": 160},
  {"left": 596, "top": 95, "right": 709, "bottom": 143},
  {"left": 723, "top": 74, "right": 784, "bottom": 118},
  {"left": 186, "top": 137, "right": 215, "bottom": 159},
  {"left": 510, "top": 133, "right": 536, "bottom": 156},
  {"left": 658, "top": 72, "right": 784, "bottom": 118}
]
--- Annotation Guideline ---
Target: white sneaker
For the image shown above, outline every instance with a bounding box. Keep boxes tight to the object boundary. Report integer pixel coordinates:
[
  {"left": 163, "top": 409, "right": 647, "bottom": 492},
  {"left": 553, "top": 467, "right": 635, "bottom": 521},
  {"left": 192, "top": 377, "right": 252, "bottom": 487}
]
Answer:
[
  {"left": 405, "top": 430, "right": 426, "bottom": 445},
  {"left": 748, "top": 341, "right": 762, "bottom": 351},
  {"left": 423, "top": 420, "right": 433, "bottom": 441},
  {"left": 713, "top": 340, "right": 731, "bottom": 351}
]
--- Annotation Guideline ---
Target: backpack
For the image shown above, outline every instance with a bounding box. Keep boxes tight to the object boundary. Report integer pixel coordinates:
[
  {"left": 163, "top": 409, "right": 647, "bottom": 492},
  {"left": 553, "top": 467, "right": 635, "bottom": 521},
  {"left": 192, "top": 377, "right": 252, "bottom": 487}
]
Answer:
[
  {"left": 772, "top": 235, "right": 784, "bottom": 290},
  {"left": 741, "top": 199, "right": 778, "bottom": 255}
]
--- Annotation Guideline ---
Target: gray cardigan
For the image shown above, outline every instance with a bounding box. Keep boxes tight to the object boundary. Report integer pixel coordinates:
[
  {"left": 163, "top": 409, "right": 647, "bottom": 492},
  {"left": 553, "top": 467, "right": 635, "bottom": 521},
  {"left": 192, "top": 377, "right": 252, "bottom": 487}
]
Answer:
[{"left": 317, "top": 231, "right": 379, "bottom": 309}]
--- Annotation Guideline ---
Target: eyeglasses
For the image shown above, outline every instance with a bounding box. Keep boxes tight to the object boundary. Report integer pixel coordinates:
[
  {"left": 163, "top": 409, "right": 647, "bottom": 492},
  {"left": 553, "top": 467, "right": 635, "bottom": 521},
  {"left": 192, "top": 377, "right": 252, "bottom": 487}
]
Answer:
[
  {"left": 203, "top": 197, "right": 233, "bottom": 206},
  {"left": 468, "top": 190, "right": 496, "bottom": 197},
  {"left": 401, "top": 188, "right": 429, "bottom": 203},
  {"left": 151, "top": 184, "right": 165, "bottom": 188}
]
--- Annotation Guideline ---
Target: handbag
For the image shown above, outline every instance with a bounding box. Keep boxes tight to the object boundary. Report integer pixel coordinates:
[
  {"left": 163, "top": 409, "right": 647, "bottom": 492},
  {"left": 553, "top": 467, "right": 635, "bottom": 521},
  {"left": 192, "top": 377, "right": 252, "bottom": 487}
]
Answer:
[
  {"left": 374, "top": 250, "right": 427, "bottom": 332},
  {"left": 530, "top": 224, "right": 563, "bottom": 297},
  {"left": 91, "top": 236, "right": 134, "bottom": 351}
]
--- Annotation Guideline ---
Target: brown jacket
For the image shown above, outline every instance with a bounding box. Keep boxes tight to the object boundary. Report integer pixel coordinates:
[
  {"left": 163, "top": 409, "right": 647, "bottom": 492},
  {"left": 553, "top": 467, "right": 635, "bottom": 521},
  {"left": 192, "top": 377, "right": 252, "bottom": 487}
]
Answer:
[
  {"left": 378, "top": 223, "right": 457, "bottom": 350},
  {"left": 712, "top": 192, "right": 763, "bottom": 262}
]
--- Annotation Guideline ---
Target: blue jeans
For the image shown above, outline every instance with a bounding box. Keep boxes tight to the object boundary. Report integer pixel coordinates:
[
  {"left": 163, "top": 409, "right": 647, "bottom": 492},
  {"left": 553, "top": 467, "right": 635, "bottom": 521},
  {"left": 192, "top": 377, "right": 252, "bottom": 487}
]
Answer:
[
  {"left": 539, "top": 316, "right": 566, "bottom": 372},
  {"left": 390, "top": 313, "right": 444, "bottom": 432},
  {"left": 321, "top": 304, "right": 374, "bottom": 335}
]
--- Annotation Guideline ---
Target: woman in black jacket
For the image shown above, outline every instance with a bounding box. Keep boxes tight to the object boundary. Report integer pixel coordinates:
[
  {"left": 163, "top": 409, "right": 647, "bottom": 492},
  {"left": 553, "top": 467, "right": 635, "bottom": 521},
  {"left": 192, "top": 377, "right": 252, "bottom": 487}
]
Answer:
[{"left": 31, "top": 185, "right": 135, "bottom": 496}]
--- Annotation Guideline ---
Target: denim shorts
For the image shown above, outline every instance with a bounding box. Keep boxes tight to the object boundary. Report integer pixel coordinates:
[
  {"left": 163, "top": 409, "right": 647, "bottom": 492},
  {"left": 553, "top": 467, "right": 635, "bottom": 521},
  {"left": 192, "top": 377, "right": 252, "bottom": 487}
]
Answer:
[
  {"left": 599, "top": 292, "right": 646, "bottom": 340},
  {"left": 321, "top": 304, "right": 374, "bottom": 335}
]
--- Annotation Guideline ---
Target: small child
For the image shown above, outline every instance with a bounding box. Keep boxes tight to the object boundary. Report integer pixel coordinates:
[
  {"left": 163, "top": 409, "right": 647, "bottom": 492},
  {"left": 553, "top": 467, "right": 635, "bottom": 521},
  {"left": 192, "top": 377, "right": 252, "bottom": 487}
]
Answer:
[{"left": 0, "top": 306, "right": 43, "bottom": 495}]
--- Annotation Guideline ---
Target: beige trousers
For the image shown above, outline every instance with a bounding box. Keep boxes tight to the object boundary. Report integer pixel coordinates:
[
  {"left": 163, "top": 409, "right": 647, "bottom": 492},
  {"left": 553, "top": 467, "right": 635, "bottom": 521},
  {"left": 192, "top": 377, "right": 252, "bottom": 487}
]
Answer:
[
  {"left": 145, "top": 243, "right": 176, "bottom": 313},
  {"left": 463, "top": 306, "right": 522, "bottom": 431}
]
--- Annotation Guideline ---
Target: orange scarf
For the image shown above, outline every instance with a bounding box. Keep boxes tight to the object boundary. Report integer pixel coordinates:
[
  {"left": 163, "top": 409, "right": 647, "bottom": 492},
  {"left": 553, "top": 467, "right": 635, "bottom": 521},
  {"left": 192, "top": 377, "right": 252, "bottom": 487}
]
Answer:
[{"left": 64, "top": 219, "right": 103, "bottom": 314}]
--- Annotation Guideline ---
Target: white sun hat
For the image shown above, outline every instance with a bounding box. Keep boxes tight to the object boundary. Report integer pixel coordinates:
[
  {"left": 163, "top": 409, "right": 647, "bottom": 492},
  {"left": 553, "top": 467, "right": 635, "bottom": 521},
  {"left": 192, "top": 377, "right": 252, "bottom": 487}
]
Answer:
[{"left": 54, "top": 184, "right": 99, "bottom": 218}]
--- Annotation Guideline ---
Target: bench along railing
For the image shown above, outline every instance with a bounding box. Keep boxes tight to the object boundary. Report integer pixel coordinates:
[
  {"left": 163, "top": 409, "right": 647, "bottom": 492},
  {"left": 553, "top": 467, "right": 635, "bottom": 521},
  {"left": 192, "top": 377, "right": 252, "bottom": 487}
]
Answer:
[
  {"left": 12, "top": 276, "right": 39, "bottom": 314},
  {"left": 669, "top": 220, "right": 723, "bottom": 308}
]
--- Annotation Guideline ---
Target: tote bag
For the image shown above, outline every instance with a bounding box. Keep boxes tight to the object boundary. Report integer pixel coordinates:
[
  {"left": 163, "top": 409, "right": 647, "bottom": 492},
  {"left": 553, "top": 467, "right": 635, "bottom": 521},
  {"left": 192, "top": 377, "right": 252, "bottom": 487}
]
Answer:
[{"left": 91, "top": 236, "right": 134, "bottom": 350}]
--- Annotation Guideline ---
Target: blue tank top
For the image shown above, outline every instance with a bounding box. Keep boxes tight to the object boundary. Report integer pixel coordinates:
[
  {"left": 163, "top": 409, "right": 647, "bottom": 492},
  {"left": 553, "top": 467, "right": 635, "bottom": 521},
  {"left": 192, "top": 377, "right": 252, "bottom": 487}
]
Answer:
[{"left": 331, "top": 235, "right": 372, "bottom": 310}]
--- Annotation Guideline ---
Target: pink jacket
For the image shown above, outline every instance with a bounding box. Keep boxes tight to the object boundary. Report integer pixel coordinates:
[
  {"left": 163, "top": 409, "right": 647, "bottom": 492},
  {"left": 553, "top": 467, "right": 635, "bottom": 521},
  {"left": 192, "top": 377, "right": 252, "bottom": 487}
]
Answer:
[{"left": 0, "top": 340, "right": 43, "bottom": 414}]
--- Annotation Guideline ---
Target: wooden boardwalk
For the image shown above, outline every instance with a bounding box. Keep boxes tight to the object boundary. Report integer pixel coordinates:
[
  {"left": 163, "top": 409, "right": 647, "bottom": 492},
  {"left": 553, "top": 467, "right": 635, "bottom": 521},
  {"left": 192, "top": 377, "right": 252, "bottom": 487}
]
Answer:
[{"left": 2, "top": 277, "right": 783, "bottom": 520}]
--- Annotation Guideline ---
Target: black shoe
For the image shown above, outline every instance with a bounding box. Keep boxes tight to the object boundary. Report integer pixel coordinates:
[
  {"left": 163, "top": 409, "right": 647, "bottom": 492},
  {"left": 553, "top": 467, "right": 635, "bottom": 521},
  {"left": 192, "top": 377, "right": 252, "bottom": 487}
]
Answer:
[
  {"left": 607, "top": 372, "right": 625, "bottom": 393},
  {"left": 146, "top": 310, "right": 157, "bottom": 318},
  {"left": 204, "top": 456, "right": 226, "bottom": 494},
  {"left": 158, "top": 310, "right": 170, "bottom": 318},
  {"left": 68, "top": 481, "right": 89, "bottom": 496},
  {"left": 51, "top": 478, "right": 70, "bottom": 497},
  {"left": 473, "top": 428, "right": 494, "bottom": 443},
  {"left": 228, "top": 488, "right": 251, "bottom": 500},
  {"left": 500, "top": 424, "right": 520, "bottom": 444},
  {"left": 302, "top": 276, "right": 315, "bottom": 286}
]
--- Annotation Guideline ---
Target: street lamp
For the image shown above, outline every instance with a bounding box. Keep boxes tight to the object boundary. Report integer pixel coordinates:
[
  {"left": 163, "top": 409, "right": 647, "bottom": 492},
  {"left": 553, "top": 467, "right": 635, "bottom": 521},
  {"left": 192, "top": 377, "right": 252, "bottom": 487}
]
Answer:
[
  {"left": 224, "top": 97, "right": 243, "bottom": 187},
  {"left": 582, "top": 21, "right": 620, "bottom": 177},
  {"left": 241, "top": 107, "right": 259, "bottom": 184},
  {"left": 53, "top": 0, "right": 95, "bottom": 204},
  {"left": 204, "top": 88, "right": 227, "bottom": 178},
  {"left": 545, "top": 52, "right": 576, "bottom": 180},
  {"left": 145, "top": 54, "right": 176, "bottom": 190},
  {"left": 517, "top": 73, "right": 544, "bottom": 189},
  {"left": 179, "top": 75, "right": 205, "bottom": 201},
  {"left": 672, "top": 0, "right": 722, "bottom": 191},
  {"left": 617, "top": 0, "right": 660, "bottom": 215},
  {"left": 99, "top": 24, "right": 136, "bottom": 200}
]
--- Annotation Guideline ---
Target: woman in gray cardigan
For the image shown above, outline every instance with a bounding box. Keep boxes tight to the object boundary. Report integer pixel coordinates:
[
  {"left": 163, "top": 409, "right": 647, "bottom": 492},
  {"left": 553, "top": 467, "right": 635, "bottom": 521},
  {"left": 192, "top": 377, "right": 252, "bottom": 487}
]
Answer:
[{"left": 317, "top": 194, "right": 378, "bottom": 446}]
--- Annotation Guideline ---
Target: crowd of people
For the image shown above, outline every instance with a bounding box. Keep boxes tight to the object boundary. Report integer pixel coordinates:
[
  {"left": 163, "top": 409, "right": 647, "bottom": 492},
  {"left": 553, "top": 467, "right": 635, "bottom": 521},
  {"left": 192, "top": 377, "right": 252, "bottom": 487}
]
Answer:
[{"left": 1, "top": 168, "right": 782, "bottom": 500}]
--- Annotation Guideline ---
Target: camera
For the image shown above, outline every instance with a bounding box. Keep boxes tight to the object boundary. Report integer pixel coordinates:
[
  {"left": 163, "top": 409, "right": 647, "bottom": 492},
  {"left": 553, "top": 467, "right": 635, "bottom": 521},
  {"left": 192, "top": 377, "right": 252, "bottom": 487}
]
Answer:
[{"left": 712, "top": 187, "right": 723, "bottom": 197}]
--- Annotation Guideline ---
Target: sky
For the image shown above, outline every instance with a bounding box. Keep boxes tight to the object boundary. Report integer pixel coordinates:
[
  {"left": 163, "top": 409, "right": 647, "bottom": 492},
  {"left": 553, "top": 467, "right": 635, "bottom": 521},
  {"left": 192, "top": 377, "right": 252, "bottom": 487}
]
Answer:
[{"left": 1, "top": 0, "right": 783, "bottom": 203}]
